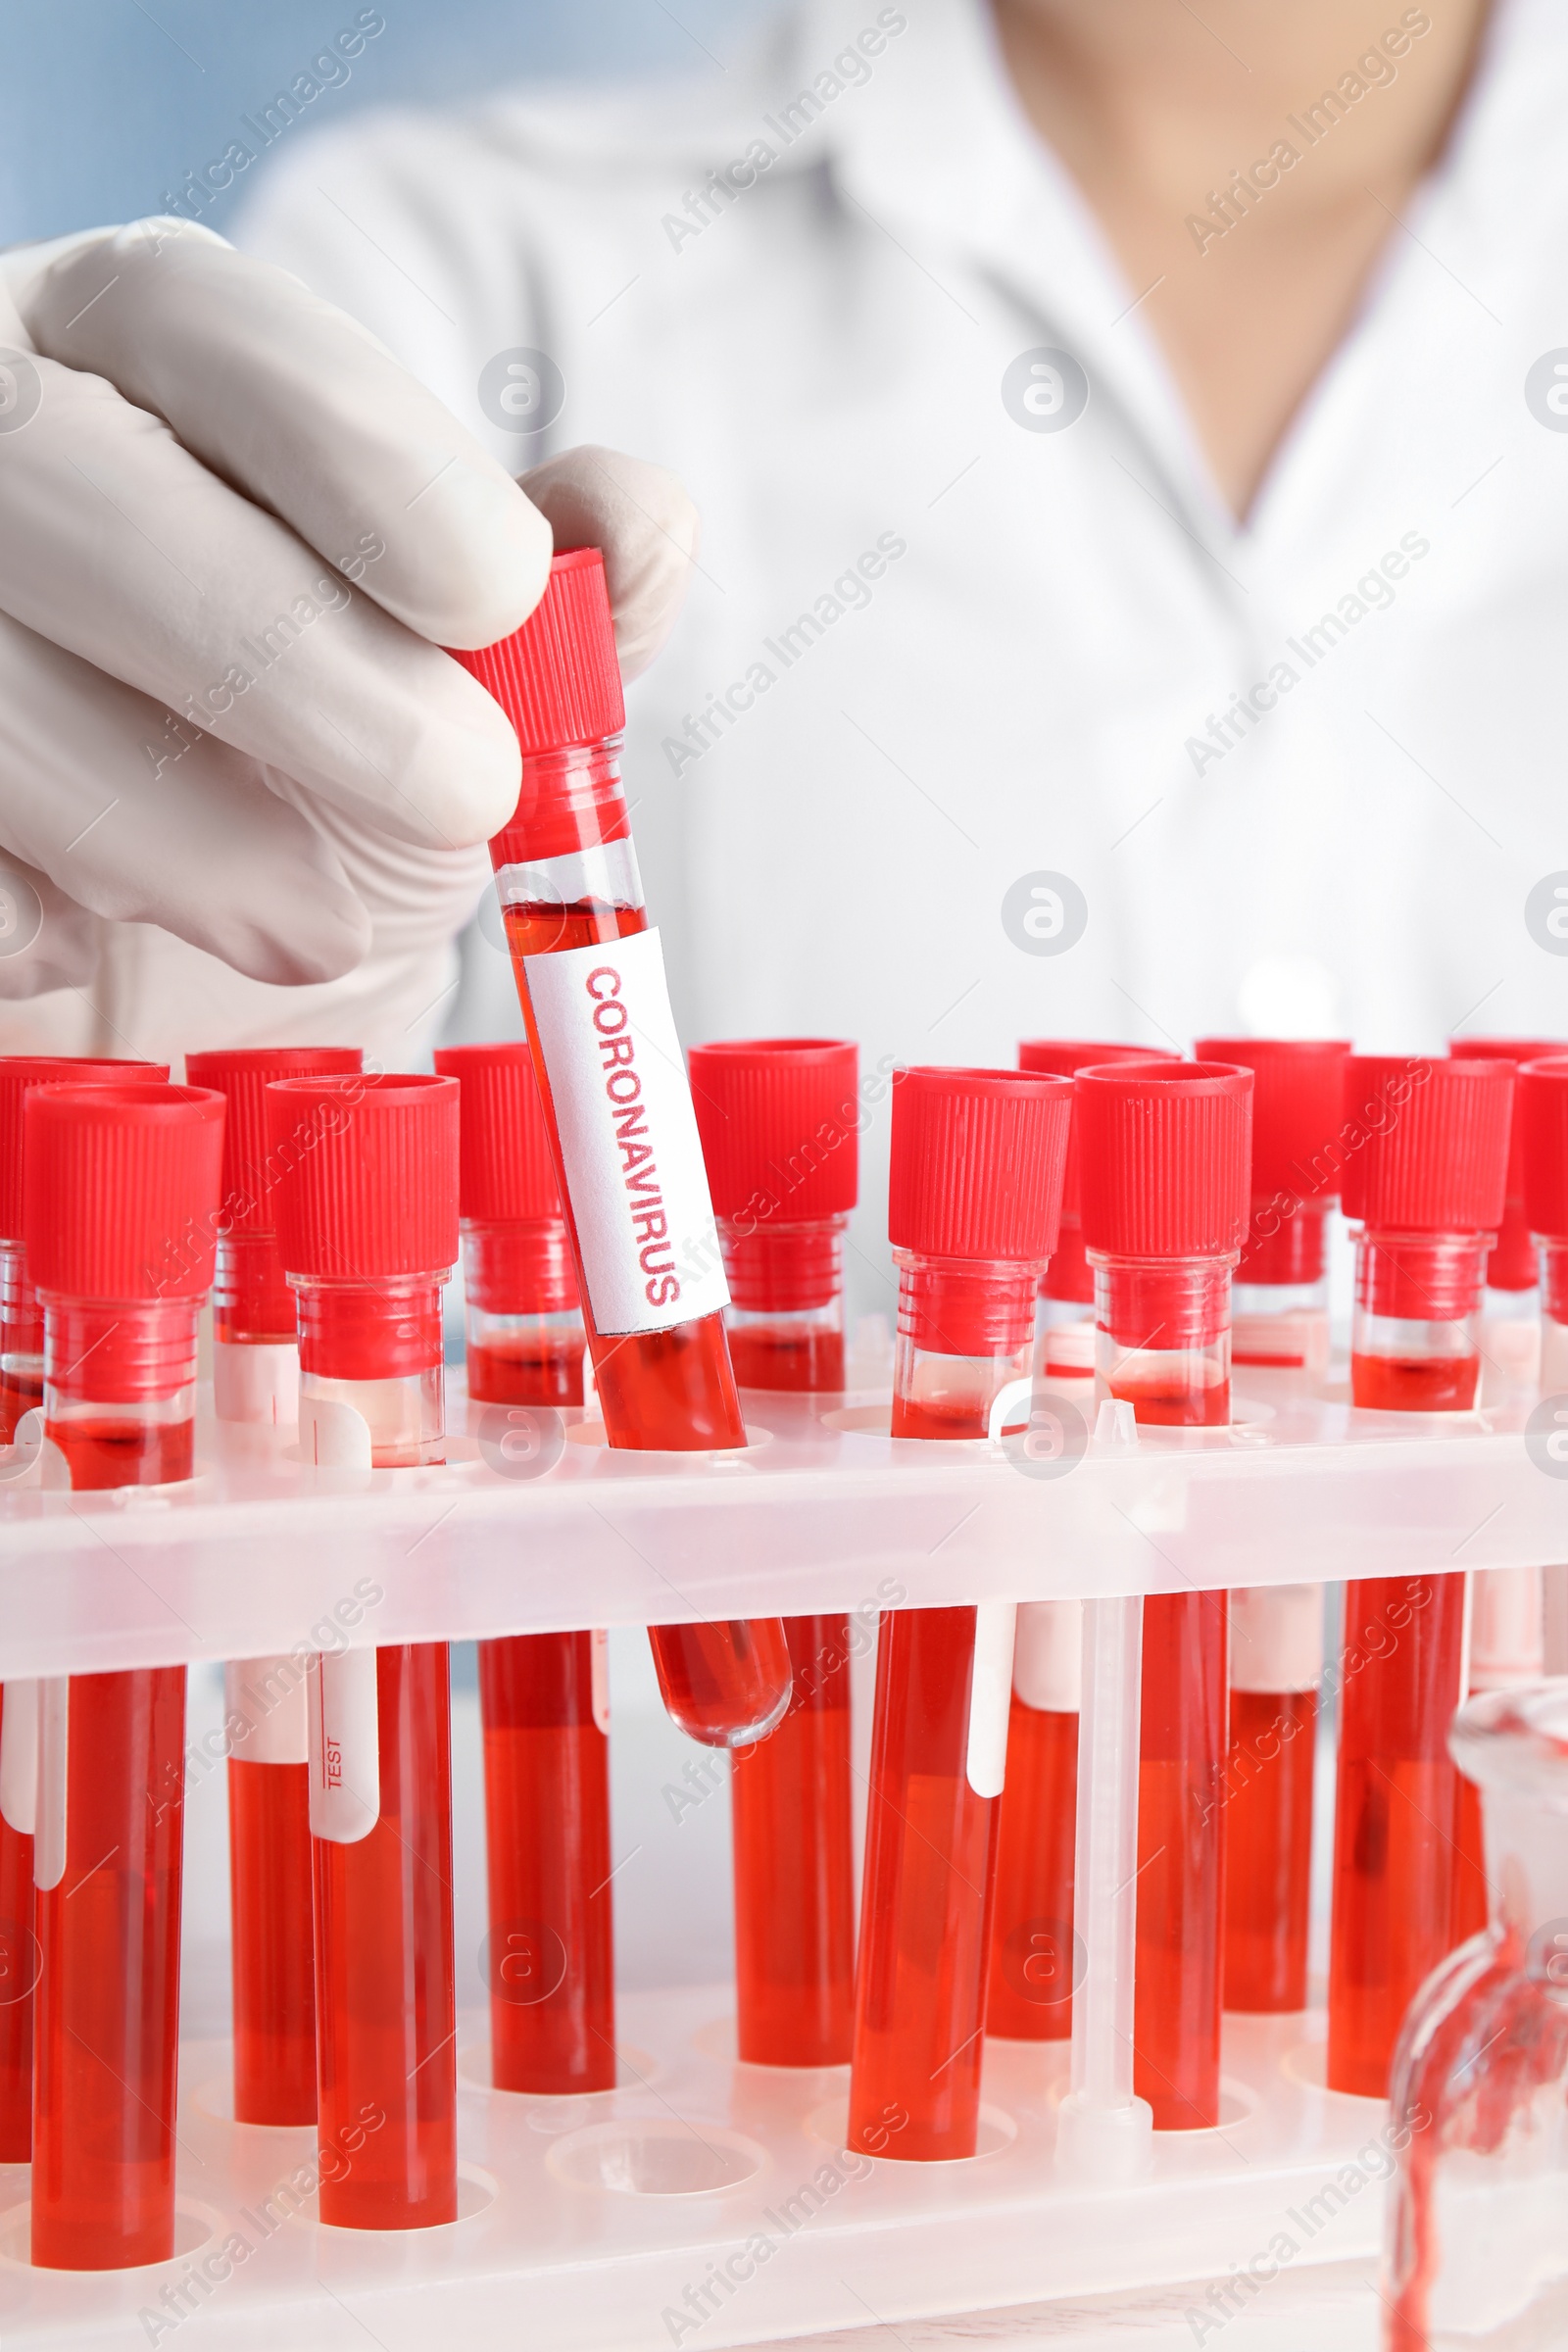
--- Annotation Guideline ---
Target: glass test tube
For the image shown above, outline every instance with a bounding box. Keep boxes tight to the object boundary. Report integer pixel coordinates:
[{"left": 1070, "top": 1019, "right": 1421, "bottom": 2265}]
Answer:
[
  {"left": 1329, "top": 1054, "right": 1513, "bottom": 2097},
  {"left": 0, "top": 1056, "right": 166, "bottom": 1443},
  {"left": 25, "top": 1080, "right": 223, "bottom": 2269},
  {"left": 270, "top": 1072, "right": 458, "bottom": 2229},
  {"left": 1077, "top": 1058, "right": 1252, "bottom": 2130},
  {"left": 1017, "top": 1041, "right": 1156, "bottom": 1383},
  {"left": 0, "top": 1055, "right": 165, "bottom": 2168},
  {"left": 432, "top": 1040, "right": 613, "bottom": 2096},
  {"left": 188, "top": 1046, "right": 363, "bottom": 2132},
  {"left": 452, "top": 554, "right": 789, "bottom": 1748},
  {"left": 1446, "top": 1035, "right": 1561, "bottom": 1318},
  {"left": 691, "top": 1037, "right": 860, "bottom": 2067},
  {"left": 849, "top": 1064, "right": 1072, "bottom": 2160},
  {"left": 1193, "top": 1040, "right": 1348, "bottom": 2016}
]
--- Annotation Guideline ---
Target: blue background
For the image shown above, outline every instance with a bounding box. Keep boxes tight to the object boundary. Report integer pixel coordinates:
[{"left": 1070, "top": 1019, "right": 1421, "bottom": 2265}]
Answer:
[{"left": 3, "top": 0, "right": 782, "bottom": 244}]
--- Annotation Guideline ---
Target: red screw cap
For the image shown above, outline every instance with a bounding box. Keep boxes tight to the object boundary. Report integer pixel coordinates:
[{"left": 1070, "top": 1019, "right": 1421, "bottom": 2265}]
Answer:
[
  {"left": 431, "top": 1042, "right": 564, "bottom": 1223},
  {"left": 1447, "top": 1037, "right": 1564, "bottom": 1289},
  {"left": 1075, "top": 1059, "right": 1252, "bottom": 1260},
  {"left": 1017, "top": 1042, "right": 1158, "bottom": 1224},
  {"left": 266, "top": 1074, "right": 459, "bottom": 1279},
  {"left": 888, "top": 1065, "right": 1073, "bottom": 1263},
  {"left": 185, "top": 1049, "right": 363, "bottom": 1235},
  {"left": 1340, "top": 1057, "right": 1513, "bottom": 1233},
  {"left": 449, "top": 546, "right": 622, "bottom": 757},
  {"left": 1193, "top": 1039, "right": 1352, "bottom": 1208},
  {"left": 689, "top": 1039, "right": 860, "bottom": 1224},
  {"left": 449, "top": 549, "right": 626, "bottom": 866},
  {"left": 0, "top": 1056, "right": 168, "bottom": 1239},
  {"left": 24, "top": 1082, "right": 224, "bottom": 1300},
  {"left": 1519, "top": 1055, "right": 1568, "bottom": 1242}
]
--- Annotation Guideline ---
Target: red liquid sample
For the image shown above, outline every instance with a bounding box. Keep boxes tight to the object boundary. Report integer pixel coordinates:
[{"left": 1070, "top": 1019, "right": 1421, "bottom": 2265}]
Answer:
[
  {"left": 849, "top": 1603, "right": 999, "bottom": 2159},
  {"left": 728, "top": 1325, "right": 845, "bottom": 1393},
  {"left": 228, "top": 1760, "right": 316, "bottom": 2125},
  {"left": 506, "top": 899, "right": 788, "bottom": 1745},
  {"left": 1328, "top": 1574, "right": 1467, "bottom": 2098},
  {"left": 0, "top": 1370, "right": 39, "bottom": 1445},
  {"left": 1386, "top": 1930, "right": 1568, "bottom": 2352},
  {"left": 1105, "top": 1368, "right": 1230, "bottom": 1428},
  {"left": 479, "top": 1631, "right": 613, "bottom": 2093},
  {"left": 732, "top": 1612, "right": 855, "bottom": 2067},
  {"left": 0, "top": 1686, "right": 34, "bottom": 2161},
  {"left": 45, "top": 1414, "right": 192, "bottom": 1489},
  {"left": 313, "top": 1644, "right": 456, "bottom": 2228},
  {"left": 986, "top": 1699, "right": 1077, "bottom": 2040},
  {"left": 32, "top": 1665, "right": 185, "bottom": 2268},
  {"left": 466, "top": 1336, "right": 583, "bottom": 1408},
  {"left": 472, "top": 1334, "right": 612, "bottom": 2090},
  {"left": 1135, "top": 1592, "right": 1227, "bottom": 2129},
  {"left": 726, "top": 1312, "right": 854, "bottom": 2066},
  {"left": 1223, "top": 1688, "right": 1315, "bottom": 2013},
  {"left": 1351, "top": 1352, "right": 1481, "bottom": 1413}
]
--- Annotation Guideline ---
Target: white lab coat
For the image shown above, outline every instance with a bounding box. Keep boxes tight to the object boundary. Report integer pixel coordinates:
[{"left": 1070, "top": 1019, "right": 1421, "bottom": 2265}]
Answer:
[
  {"left": 230, "top": 0, "right": 1568, "bottom": 1270},
  {"left": 24, "top": 0, "right": 1568, "bottom": 1275}
]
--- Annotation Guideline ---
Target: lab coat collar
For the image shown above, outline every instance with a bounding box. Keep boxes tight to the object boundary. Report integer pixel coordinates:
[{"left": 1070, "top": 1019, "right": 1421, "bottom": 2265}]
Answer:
[{"left": 811, "top": 0, "right": 1562, "bottom": 562}]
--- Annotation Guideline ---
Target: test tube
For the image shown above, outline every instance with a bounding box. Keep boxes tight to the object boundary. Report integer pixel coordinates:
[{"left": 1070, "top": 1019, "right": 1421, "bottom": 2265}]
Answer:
[
  {"left": 849, "top": 1064, "right": 1072, "bottom": 2160},
  {"left": 0, "top": 1056, "right": 167, "bottom": 1443},
  {"left": 1328, "top": 1054, "right": 1513, "bottom": 2096},
  {"left": 690, "top": 1038, "right": 859, "bottom": 2067},
  {"left": 186, "top": 1048, "right": 363, "bottom": 1428},
  {"left": 268, "top": 1071, "right": 459, "bottom": 2229},
  {"left": 450, "top": 555, "right": 790, "bottom": 1748},
  {"left": 432, "top": 1041, "right": 612, "bottom": 2096},
  {"left": 1015, "top": 1042, "right": 1156, "bottom": 1380},
  {"left": 1446, "top": 1035, "right": 1560, "bottom": 1327},
  {"left": 24, "top": 1080, "right": 224, "bottom": 2268},
  {"left": 1193, "top": 1037, "right": 1349, "bottom": 1374},
  {"left": 186, "top": 1047, "right": 363, "bottom": 2132},
  {"left": 1076, "top": 1057, "right": 1252, "bottom": 2128},
  {"left": 1524, "top": 1053, "right": 1568, "bottom": 1395},
  {"left": 989, "top": 1043, "right": 1154, "bottom": 2041},
  {"left": 1192, "top": 1039, "right": 1347, "bottom": 2017},
  {"left": 0, "top": 1055, "right": 166, "bottom": 2167}
]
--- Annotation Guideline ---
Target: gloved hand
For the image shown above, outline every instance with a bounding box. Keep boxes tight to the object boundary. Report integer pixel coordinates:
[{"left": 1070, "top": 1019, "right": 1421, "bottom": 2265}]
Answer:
[{"left": 0, "top": 218, "right": 699, "bottom": 998}]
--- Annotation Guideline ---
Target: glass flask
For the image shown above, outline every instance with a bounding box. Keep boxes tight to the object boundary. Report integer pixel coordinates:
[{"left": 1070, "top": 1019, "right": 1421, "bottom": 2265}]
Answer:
[{"left": 1385, "top": 1680, "right": 1568, "bottom": 2350}]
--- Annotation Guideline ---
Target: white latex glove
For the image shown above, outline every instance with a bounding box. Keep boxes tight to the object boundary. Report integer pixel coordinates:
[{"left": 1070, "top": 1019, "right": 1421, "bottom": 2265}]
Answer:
[{"left": 0, "top": 218, "right": 699, "bottom": 998}]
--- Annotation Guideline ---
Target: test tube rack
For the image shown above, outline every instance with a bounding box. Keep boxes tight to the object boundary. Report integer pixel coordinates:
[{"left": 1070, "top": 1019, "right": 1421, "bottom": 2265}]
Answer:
[{"left": 0, "top": 1351, "right": 1555, "bottom": 2350}]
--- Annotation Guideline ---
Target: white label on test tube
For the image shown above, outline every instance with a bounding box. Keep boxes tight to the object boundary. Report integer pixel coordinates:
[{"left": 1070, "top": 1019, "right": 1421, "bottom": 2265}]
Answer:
[
  {"left": 33, "top": 1678, "right": 69, "bottom": 1892},
  {"left": 966, "top": 1601, "right": 1017, "bottom": 1797},
  {"left": 1228, "top": 1586, "right": 1323, "bottom": 1694},
  {"left": 522, "top": 928, "right": 731, "bottom": 1337},
  {"left": 214, "top": 1341, "right": 299, "bottom": 1426},
  {"left": 225, "top": 1657, "right": 311, "bottom": 1765},
  {"left": 301, "top": 1395, "right": 373, "bottom": 1469},
  {"left": 1012, "top": 1599, "right": 1083, "bottom": 1712},
  {"left": 309, "top": 1648, "right": 379, "bottom": 1843},
  {"left": 0, "top": 1680, "right": 37, "bottom": 1835}
]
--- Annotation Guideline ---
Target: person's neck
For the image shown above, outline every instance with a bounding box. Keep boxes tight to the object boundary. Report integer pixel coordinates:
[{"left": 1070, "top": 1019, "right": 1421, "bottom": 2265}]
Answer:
[{"left": 992, "top": 0, "right": 1493, "bottom": 515}]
